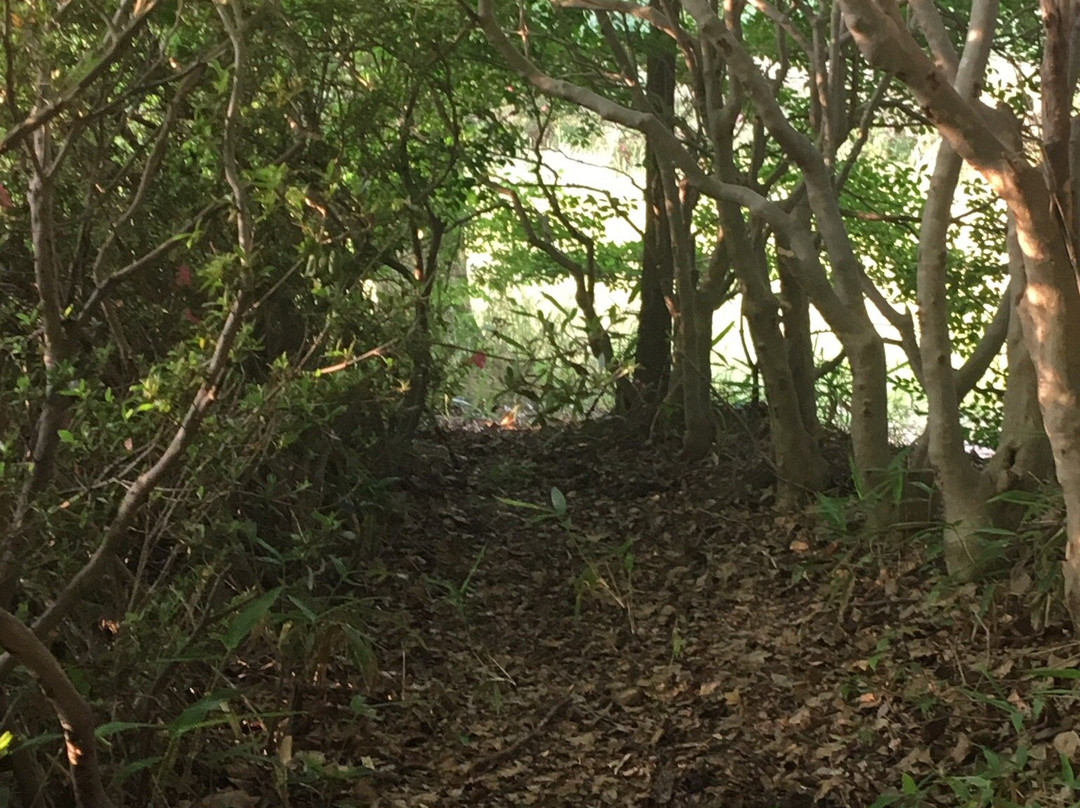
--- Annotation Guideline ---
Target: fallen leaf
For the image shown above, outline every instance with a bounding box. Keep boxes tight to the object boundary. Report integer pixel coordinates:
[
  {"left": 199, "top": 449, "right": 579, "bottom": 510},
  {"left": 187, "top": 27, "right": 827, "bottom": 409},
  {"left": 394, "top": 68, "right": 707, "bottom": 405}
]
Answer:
[
  {"left": 949, "top": 733, "right": 972, "bottom": 764},
  {"left": 857, "top": 692, "right": 881, "bottom": 709},
  {"left": 1054, "top": 730, "right": 1080, "bottom": 760}
]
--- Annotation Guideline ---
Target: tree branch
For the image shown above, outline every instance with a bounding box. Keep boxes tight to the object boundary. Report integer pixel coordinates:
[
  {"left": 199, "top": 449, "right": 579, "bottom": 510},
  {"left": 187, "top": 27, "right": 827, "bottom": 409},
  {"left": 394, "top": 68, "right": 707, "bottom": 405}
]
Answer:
[
  {"left": 0, "top": 0, "right": 258, "bottom": 678},
  {"left": 956, "top": 288, "right": 1010, "bottom": 397},
  {"left": 0, "top": 1, "right": 161, "bottom": 154},
  {"left": 0, "top": 608, "right": 113, "bottom": 808},
  {"left": 908, "top": 0, "right": 960, "bottom": 81}
]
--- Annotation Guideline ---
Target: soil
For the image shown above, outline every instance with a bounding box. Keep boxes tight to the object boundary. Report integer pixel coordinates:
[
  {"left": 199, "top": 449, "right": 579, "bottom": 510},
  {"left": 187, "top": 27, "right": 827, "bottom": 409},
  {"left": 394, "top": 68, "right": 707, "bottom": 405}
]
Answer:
[{"left": 214, "top": 419, "right": 1080, "bottom": 808}]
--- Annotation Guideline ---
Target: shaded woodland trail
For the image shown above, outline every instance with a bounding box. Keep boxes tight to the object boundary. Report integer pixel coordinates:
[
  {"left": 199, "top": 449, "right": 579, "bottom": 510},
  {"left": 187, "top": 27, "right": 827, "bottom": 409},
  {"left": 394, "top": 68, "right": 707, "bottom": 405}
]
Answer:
[{"left": 291, "top": 421, "right": 1078, "bottom": 808}]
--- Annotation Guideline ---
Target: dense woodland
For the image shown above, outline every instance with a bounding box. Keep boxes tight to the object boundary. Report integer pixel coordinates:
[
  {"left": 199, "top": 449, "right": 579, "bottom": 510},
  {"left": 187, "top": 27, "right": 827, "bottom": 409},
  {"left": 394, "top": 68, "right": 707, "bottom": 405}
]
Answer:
[{"left": 4, "top": 1, "right": 1080, "bottom": 806}]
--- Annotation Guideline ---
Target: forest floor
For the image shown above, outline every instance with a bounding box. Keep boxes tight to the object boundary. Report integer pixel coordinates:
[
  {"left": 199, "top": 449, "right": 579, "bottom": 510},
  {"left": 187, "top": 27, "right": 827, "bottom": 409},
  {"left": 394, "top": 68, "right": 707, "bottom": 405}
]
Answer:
[{"left": 256, "top": 418, "right": 1080, "bottom": 808}]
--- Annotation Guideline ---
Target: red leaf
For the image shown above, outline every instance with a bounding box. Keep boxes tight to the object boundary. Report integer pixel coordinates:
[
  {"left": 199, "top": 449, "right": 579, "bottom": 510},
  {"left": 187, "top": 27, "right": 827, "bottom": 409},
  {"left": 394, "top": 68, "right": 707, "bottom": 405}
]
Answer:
[
  {"left": 469, "top": 351, "right": 487, "bottom": 369},
  {"left": 174, "top": 264, "right": 193, "bottom": 288},
  {"left": 0, "top": 183, "right": 12, "bottom": 210}
]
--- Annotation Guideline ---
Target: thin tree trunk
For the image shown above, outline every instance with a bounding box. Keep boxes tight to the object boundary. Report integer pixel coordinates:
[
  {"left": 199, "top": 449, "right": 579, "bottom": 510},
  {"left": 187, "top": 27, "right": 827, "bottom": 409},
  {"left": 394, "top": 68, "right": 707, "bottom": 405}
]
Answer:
[
  {"left": 0, "top": 124, "right": 73, "bottom": 611},
  {"left": 743, "top": 230, "right": 827, "bottom": 502},
  {"left": 918, "top": 137, "right": 992, "bottom": 577},
  {"left": 660, "top": 166, "right": 714, "bottom": 459},
  {"left": 634, "top": 1, "right": 676, "bottom": 409},
  {"left": 394, "top": 220, "right": 445, "bottom": 447},
  {"left": 776, "top": 231, "right": 821, "bottom": 442}
]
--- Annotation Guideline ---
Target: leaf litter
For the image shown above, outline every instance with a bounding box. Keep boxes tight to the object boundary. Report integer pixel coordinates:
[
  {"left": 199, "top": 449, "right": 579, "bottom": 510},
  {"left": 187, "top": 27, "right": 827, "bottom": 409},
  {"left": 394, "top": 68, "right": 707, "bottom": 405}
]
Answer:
[{"left": 235, "top": 420, "right": 1080, "bottom": 807}]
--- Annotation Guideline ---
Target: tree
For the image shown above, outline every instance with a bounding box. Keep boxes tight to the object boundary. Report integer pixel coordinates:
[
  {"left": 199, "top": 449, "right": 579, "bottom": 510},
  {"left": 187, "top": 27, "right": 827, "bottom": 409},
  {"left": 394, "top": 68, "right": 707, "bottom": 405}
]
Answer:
[
  {"left": 474, "top": 0, "right": 900, "bottom": 493},
  {"left": 839, "top": 0, "right": 1080, "bottom": 620},
  {"left": 635, "top": 0, "right": 678, "bottom": 410},
  {"left": 0, "top": 1, "right": 516, "bottom": 802}
]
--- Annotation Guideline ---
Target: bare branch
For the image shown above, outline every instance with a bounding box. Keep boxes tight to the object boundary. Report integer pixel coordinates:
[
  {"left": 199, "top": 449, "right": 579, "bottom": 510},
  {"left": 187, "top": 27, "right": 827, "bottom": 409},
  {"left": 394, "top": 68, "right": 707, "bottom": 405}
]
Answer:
[
  {"left": 552, "top": 0, "right": 680, "bottom": 37},
  {"left": 75, "top": 200, "right": 228, "bottom": 328},
  {"left": 746, "top": 0, "right": 811, "bottom": 54},
  {"left": 488, "top": 180, "right": 590, "bottom": 283},
  {"left": 216, "top": 0, "right": 255, "bottom": 258},
  {"left": 956, "top": 288, "right": 1010, "bottom": 397}
]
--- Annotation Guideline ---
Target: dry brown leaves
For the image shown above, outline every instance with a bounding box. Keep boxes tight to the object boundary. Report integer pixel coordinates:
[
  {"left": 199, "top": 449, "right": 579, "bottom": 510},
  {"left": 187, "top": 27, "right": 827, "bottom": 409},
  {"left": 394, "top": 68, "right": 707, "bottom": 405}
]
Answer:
[{"left": 218, "top": 422, "right": 1080, "bottom": 807}]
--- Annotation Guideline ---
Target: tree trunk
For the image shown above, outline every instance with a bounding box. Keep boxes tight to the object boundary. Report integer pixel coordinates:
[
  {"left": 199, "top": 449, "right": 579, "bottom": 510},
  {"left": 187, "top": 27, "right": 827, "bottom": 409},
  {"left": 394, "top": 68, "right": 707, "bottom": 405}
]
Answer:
[
  {"left": 744, "top": 230, "right": 827, "bottom": 503},
  {"left": 1, "top": 126, "right": 72, "bottom": 610},
  {"left": 918, "top": 137, "right": 992, "bottom": 578},
  {"left": 1008, "top": 179, "right": 1080, "bottom": 621},
  {"left": 841, "top": 327, "right": 893, "bottom": 489},
  {"left": 984, "top": 216, "right": 1055, "bottom": 503},
  {"left": 908, "top": 0, "right": 1001, "bottom": 576},
  {"left": 660, "top": 166, "right": 714, "bottom": 460},
  {"left": 776, "top": 229, "right": 821, "bottom": 443},
  {"left": 393, "top": 219, "right": 445, "bottom": 448},
  {"left": 634, "top": 2, "right": 676, "bottom": 410},
  {"left": 839, "top": 0, "right": 1080, "bottom": 623}
]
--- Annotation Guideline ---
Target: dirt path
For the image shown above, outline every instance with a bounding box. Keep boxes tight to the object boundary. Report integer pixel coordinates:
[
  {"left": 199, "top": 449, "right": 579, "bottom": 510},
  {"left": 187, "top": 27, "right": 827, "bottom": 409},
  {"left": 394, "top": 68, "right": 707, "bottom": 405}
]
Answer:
[{"left": 309, "top": 422, "right": 1075, "bottom": 808}]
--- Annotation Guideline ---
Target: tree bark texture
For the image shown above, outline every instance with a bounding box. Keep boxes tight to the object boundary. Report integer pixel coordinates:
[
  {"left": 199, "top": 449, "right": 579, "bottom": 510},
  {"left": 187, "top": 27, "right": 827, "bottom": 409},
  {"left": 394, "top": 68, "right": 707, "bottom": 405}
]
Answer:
[{"left": 985, "top": 217, "right": 1055, "bottom": 515}]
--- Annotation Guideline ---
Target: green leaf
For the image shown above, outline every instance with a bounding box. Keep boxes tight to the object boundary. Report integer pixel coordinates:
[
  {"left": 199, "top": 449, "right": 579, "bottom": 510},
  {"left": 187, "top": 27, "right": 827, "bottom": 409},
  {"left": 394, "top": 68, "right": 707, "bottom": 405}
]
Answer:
[
  {"left": 1061, "top": 751, "right": 1077, "bottom": 785},
  {"left": 168, "top": 689, "right": 237, "bottom": 736},
  {"left": 286, "top": 593, "right": 318, "bottom": 623},
  {"left": 57, "top": 429, "right": 76, "bottom": 444},
  {"left": 1028, "top": 667, "right": 1080, "bottom": 679},
  {"left": 349, "top": 694, "right": 374, "bottom": 716},
  {"left": 550, "top": 487, "right": 567, "bottom": 516},
  {"left": 988, "top": 489, "right": 1041, "bottom": 505},
  {"left": 222, "top": 587, "right": 282, "bottom": 651},
  {"left": 16, "top": 732, "right": 62, "bottom": 751},
  {"left": 95, "top": 721, "right": 155, "bottom": 739},
  {"left": 867, "top": 792, "right": 903, "bottom": 808},
  {"left": 495, "top": 496, "right": 547, "bottom": 511},
  {"left": 114, "top": 756, "right": 164, "bottom": 782}
]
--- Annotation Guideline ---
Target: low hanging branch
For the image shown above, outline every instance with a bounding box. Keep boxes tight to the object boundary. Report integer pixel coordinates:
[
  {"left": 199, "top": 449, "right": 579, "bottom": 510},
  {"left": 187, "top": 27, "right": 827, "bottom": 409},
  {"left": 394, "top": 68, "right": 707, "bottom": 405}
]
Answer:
[
  {"left": 487, "top": 178, "right": 636, "bottom": 404},
  {"left": 0, "top": 609, "right": 113, "bottom": 808}
]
